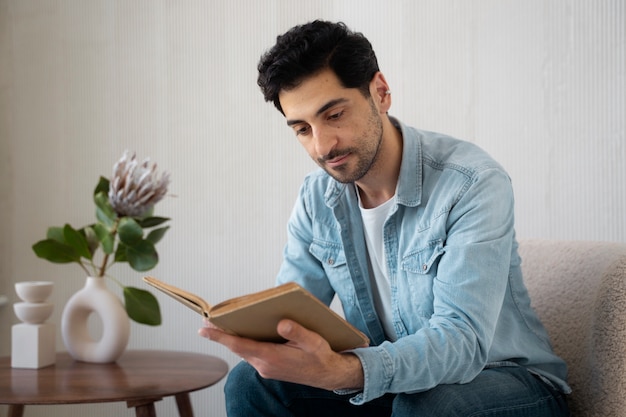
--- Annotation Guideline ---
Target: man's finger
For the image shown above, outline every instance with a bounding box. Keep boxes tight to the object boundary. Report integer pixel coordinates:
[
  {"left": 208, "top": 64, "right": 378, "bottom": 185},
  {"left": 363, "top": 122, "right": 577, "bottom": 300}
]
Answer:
[
  {"left": 198, "top": 325, "right": 272, "bottom": 360},
  {"left": 277, "top": 319, "right": 327, "bottom": 352}
]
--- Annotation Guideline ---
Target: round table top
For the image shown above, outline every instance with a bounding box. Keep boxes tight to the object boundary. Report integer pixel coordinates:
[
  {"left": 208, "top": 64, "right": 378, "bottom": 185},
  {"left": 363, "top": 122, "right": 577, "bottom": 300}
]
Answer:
[{"left": 0, "top": 350, "right": 229, "bottom": 405}]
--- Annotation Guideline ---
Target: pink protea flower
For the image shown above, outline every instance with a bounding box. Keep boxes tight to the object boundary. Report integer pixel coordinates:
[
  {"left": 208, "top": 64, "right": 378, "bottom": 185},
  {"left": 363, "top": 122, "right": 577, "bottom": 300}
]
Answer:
[{"left": 108, "top": 151, "right": 170, "bottom": 218}]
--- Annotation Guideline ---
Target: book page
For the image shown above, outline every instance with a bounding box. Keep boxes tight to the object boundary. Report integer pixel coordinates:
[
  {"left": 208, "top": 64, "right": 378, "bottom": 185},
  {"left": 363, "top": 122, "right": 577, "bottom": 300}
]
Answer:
[{"left": 143, "top": 276, "right": 211, "bottom": 317}]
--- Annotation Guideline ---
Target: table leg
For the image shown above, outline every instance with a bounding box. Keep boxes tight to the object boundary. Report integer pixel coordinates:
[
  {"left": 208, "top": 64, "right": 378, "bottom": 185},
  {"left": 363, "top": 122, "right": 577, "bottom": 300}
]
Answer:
[
  {"left": 175, "top": 393, "right": 194, "bottom": 417},
  {"left": 8, "top": 404, "right": 25, "bottom": 417},
  {"left": 127, "top": 398, "right": 160, "bottom": 417}
]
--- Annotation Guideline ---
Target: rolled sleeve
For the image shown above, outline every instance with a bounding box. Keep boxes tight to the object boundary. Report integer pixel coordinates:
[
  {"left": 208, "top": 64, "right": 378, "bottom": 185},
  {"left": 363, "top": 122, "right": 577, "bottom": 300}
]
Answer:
[{"left": 336, "top": 345, "right": 395, "bottom": 405}]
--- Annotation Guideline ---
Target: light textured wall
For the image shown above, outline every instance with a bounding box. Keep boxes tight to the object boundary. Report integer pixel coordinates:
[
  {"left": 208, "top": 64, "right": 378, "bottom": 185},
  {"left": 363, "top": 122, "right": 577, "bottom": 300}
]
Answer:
[{"left": 0, "top": 1, "right": 624, "bottom": 416}]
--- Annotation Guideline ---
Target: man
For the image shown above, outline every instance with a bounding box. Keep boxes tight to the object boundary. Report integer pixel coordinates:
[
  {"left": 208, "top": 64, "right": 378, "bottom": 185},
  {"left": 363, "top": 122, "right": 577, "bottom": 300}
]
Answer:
[{"left": 199, "top": 20, "right": 571, "bottom": 416}]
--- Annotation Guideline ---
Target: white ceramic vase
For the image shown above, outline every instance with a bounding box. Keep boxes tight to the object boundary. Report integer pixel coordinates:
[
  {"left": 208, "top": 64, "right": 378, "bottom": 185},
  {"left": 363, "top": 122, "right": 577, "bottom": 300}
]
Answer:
[{"left": 61, "top": 277, "right": 130, "bottom": 363}]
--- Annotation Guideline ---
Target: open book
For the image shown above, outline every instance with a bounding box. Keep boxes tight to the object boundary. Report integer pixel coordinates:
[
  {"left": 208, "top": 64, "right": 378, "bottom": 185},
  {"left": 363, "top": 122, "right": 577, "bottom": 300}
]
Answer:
[{"left": 143, "top": 276, "right": 369, "bottom": 352}]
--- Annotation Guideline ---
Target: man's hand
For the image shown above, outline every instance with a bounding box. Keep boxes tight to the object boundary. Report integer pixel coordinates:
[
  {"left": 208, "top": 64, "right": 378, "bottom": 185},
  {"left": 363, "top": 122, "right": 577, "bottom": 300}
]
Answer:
[{"left": 198, "top": 319, "right": 364, "bottom": 391}]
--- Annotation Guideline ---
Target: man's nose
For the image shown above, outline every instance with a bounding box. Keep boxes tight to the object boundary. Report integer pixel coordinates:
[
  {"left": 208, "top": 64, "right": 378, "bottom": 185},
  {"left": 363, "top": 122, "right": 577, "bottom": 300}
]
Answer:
[{"left": 312, "top": 126, "right": 337, "bottom": 159}]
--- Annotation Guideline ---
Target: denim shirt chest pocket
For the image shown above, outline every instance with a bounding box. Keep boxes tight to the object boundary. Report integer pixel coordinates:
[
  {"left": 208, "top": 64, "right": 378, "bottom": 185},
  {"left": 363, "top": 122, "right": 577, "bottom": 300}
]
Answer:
[
  {"left": 399, "top": 240, "right": 444, "bottom": 320},
  {"left": 309, "top": 241, "right": 352, "bottom": 288}
]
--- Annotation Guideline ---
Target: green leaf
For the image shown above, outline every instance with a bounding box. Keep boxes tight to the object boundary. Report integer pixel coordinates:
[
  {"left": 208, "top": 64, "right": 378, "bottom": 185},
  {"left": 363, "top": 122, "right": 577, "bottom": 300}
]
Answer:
[
  {"left": 46, "top": 226, "right": 65, "bottom": 243},
  {"left": 82, "top": 226, "right": 100, "bottom": 256},
  {"left": 137, "top": 216, "right": 170, "bottom": 228},
  {"left": 95, "top": 191, "right": 116, "bottom": 227},
  {"left": 94, "top": 176, "right": 110, "bottom": 197},
  {"left": 32, "top": 239, "right": 81, "bottom": 263},
  {"left": 63, "top": 224, "right": 92, "bottom": 260},
  {"left": 146, "top": 226, "right": 169, "bottom": 245},
  {"left": 123, "top": 286, "right": 162, "bottom": 325},
  {"left": 126, "top": 240, "right": 158, "bottom": 271},
  {"left": 114, "top": 242, "right": 128, "bottom": 263},
  {"left": 93, "top": 223, "right": 115, "bottom": 254},
  {"left": 96, "top": 207, "right": 115, "bottom": 227},
  {"left": 118, "top": 217, "right": 143, "bottom": 245}
]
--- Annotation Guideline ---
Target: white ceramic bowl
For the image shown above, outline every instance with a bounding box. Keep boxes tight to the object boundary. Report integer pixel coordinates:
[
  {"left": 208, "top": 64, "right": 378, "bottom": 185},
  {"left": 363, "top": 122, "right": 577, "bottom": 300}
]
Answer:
[
  {"left": 13, "top": 302, "right": 54, "bottom": 324},
  {"left": 15, "top": 281, "right": 54, "bottom": 303}
]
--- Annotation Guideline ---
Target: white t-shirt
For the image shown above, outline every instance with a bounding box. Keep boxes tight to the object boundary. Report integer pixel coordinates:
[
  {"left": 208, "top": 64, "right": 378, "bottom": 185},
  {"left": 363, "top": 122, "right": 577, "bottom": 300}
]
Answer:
[{"left": 358, "top": 193, "right": 397, "bottom": 341}]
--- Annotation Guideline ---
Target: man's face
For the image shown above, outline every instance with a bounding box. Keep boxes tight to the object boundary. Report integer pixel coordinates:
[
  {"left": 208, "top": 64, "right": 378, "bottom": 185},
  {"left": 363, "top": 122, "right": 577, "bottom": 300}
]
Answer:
[{"left": 278, "top": 69, "right": 384, "bottom": 184}]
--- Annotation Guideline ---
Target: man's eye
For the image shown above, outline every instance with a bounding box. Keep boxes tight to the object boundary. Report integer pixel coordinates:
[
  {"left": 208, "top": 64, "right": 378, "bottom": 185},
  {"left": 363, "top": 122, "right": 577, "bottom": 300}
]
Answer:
[
  {"left": 295, "top": 125, "right": 310, "bottom": 136},
  {"left": 328, "top": 111, "right": 343, "bottom": 120}
]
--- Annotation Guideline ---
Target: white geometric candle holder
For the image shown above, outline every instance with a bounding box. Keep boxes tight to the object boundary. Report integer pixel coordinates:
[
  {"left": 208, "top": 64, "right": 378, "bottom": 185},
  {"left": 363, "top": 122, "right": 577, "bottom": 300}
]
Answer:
[{"left": 12, "top": 281, "right": 56, "bottom": 369}]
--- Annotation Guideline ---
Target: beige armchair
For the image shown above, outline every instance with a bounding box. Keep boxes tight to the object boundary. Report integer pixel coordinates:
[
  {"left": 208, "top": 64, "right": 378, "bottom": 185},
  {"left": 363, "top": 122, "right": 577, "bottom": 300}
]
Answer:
[{"left": 519, "top": 239, "right": 626, "bottom": 416}]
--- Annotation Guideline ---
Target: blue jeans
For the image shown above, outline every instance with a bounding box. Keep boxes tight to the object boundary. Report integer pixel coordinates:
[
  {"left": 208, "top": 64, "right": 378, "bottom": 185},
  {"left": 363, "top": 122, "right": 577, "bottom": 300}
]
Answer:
[{"left": 224, "top": 361, "right": 570, "bottom": 416}]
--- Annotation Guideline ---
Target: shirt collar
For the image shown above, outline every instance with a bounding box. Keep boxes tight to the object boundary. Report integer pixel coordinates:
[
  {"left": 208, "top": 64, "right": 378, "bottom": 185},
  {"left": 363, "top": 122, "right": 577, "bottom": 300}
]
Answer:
[
  {"left": 391, "top": 117, "right": 423, "bottom": 208},
  {"left": 324, "top": 117, "right": 423, "bottom": 208}
]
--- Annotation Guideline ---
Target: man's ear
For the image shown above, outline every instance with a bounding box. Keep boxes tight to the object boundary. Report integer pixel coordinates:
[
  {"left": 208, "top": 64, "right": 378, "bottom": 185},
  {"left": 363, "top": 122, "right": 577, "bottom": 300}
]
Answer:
[{"left": 369, "top": 72, "right": 392, "bottom": 113}]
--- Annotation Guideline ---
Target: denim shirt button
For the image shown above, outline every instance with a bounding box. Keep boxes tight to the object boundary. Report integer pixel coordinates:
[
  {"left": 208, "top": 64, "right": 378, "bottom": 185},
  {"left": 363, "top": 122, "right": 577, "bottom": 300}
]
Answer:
[
  {"left": 328, "top": 258, "right": 334, "bottom": 265},
  {"left": 422, "top": 264, "right": 428, "bottom": 271}
]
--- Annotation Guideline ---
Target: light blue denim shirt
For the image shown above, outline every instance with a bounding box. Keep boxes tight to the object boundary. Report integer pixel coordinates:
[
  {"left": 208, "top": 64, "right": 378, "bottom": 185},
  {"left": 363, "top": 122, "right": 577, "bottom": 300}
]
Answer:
[{"left": 276, "top": 118, "right": 570, "bottom": 404}]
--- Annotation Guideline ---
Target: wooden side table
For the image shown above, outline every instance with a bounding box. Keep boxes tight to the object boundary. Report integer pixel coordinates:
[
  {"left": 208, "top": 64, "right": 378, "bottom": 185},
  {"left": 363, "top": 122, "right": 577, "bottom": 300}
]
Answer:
[{"left": 0, "top": 350, "right": 229, "bottom": 417}]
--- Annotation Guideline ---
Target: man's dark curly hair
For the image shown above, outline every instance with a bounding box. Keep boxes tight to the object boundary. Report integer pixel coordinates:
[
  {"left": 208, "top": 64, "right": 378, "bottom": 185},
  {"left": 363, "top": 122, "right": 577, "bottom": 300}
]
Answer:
[{"left": 257, "top": 20, "right": 380, "bottom": 114}]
